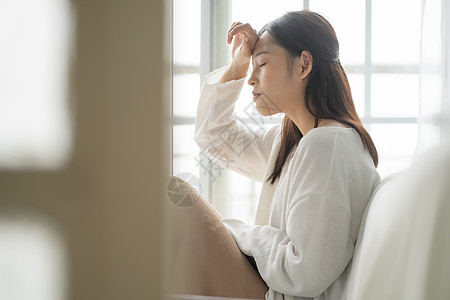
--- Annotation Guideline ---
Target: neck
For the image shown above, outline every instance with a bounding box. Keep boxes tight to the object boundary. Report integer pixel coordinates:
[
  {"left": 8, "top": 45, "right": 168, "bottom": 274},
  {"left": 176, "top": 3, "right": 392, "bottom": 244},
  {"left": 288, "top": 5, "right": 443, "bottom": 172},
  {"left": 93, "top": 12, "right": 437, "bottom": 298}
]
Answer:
[{"left": 286, "top": 106, "right": 316, "bottom": 136}]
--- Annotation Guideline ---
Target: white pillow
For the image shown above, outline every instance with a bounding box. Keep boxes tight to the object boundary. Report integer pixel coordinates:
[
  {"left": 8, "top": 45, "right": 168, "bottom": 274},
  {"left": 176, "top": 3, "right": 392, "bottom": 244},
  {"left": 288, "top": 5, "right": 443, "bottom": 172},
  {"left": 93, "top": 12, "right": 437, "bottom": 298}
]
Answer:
[{"left": 347, "top": 145, "right": 450, "bottom": 300}]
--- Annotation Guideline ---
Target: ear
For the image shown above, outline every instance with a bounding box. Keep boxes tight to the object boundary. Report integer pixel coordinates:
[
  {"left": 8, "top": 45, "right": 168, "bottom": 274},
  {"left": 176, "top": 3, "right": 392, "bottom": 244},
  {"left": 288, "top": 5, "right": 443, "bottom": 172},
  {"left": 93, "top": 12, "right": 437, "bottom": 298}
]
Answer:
[{"left": 297, "top": 50, "right": 313, "bottom": 79}]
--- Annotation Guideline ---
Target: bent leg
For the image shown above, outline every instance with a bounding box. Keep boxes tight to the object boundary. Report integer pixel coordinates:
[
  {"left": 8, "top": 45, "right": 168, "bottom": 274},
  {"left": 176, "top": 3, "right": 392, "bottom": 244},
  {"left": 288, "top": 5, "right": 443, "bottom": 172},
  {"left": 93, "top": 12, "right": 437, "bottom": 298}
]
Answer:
[{"left": 167, "top": 176, "right": 268, "bottom": 299}]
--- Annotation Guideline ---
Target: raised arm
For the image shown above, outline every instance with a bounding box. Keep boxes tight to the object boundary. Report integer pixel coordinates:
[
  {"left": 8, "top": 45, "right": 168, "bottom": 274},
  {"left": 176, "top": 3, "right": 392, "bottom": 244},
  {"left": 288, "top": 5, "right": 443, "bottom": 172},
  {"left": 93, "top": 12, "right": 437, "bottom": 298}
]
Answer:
[{"left": 194, "top": 23, "right": 281, "bottom": 182}]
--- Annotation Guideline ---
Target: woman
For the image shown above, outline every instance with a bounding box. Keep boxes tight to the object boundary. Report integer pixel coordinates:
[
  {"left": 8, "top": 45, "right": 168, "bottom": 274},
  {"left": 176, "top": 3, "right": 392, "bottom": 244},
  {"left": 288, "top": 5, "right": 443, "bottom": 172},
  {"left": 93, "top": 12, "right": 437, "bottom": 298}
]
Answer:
[{"left": 186, "top": 10, "right": 380, "bottom": 300}]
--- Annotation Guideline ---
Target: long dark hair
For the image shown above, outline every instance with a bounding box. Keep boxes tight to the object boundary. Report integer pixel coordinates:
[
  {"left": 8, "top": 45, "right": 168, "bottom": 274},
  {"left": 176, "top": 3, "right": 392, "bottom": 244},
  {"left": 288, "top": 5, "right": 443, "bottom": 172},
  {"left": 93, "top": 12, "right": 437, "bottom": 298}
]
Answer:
[{"left": 263, "top": 10, "right": 378, "bottom": 184}]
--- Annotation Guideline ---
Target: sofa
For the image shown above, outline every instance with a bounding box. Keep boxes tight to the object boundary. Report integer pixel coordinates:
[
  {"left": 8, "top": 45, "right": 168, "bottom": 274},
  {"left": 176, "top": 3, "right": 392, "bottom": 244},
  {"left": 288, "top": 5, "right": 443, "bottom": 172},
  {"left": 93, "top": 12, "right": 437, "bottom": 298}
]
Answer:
[
  {"left": 168, "top": 144, "right": 450, "bottom": 300},
  {"left": 347, "top": 144, "right": 450, "bottom": 299}
]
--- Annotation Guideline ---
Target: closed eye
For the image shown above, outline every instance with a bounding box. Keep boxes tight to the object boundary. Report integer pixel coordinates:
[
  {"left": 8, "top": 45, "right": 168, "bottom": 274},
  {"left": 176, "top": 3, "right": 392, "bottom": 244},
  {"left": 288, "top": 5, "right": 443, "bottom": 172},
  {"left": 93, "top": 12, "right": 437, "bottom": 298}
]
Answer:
[{"left": 259, "top": 63, "right": 267, "bottom": 68}]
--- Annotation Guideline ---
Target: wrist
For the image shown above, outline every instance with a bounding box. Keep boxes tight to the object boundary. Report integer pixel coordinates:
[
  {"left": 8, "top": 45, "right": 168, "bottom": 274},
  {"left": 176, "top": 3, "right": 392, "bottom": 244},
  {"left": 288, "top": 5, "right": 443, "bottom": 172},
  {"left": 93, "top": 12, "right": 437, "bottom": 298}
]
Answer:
[
  {"left": 230, "top": 61, "right": 249, "bottom": 77},
  {"left": 219, "top": 62, "right": 249, "bottom": 84}
]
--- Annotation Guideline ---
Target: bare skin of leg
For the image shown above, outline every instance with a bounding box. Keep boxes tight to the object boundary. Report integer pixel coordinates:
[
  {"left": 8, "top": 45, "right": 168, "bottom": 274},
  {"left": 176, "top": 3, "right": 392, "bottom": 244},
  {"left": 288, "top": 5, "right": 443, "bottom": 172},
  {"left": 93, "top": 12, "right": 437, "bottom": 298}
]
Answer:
[{"left": 167, "top": 176, "right": 269, "bottom": 299}]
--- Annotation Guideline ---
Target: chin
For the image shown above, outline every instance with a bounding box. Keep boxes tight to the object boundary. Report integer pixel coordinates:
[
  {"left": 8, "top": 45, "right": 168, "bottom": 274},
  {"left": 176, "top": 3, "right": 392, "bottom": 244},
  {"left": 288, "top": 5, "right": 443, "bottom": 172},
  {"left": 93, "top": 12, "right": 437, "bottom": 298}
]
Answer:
[{"left": 256, "top": 106, "right": 279, "bottom": 116}]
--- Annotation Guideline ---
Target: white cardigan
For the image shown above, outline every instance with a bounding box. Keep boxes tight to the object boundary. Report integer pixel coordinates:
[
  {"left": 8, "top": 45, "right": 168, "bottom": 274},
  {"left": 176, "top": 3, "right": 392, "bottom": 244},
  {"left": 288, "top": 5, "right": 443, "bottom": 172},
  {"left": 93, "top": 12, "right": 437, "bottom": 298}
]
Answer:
[{"left": 194, "top": 67, "right": 381, "bottom": 300}]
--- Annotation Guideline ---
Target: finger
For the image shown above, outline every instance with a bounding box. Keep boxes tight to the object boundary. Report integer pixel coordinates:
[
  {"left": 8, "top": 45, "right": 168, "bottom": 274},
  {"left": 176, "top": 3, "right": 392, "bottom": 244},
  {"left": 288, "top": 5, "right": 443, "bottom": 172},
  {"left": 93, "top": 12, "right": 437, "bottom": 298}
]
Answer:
[
  {"left": 227, "top": 22, "right": 242, "bottom": 43},
  {"left": 231, "top": 24, "right": 259, "bottom": 54},
  {"left": 229, "top": 23, "right": 257, "bottom": 39},
  {"left": 228, "top": 29, "right": 250, "bottom": 45},
  {"left": 228, "top": 22, "right": 251, "bottom": 42},
  {"left": 228, "top": 21, "right": 242, "bottom": 32},
  {"left": 227, "top": 22, "right": 243, "bottom": 44}
]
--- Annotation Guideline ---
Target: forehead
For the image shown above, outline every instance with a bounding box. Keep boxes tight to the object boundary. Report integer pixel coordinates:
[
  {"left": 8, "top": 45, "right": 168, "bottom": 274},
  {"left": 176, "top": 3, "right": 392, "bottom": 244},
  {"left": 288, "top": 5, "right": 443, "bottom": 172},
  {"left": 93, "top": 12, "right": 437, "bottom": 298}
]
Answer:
[{"left": 252, "top": 32, "right": 276, "bottom": 56}]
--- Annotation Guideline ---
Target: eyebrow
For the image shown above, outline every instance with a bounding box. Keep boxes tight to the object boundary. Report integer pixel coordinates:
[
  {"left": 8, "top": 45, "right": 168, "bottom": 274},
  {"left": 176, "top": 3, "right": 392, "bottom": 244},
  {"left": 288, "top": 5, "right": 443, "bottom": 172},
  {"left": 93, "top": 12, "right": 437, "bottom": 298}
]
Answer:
[{"left": 254, "top": 51, "right": 271, "bottom": 58}]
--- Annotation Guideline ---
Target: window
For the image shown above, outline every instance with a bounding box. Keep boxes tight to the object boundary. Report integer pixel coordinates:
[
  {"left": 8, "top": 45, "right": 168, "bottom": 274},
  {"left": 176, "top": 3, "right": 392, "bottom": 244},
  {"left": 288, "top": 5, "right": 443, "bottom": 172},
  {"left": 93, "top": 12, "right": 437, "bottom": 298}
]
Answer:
[
  {"left": 0, "top": 215, "right": 67, "bottom": 300},
  {"left": 172, "top": 0, "right": 422, "bottom": 222},
  {"left": 172, "top": 0, "right": 201, "bottom": 176},
  {"left": 0, "top": 0, "right": 74, "bottom": 170},
  {"left": 309, "top": 0, "right": 421, "bottom": 177}
]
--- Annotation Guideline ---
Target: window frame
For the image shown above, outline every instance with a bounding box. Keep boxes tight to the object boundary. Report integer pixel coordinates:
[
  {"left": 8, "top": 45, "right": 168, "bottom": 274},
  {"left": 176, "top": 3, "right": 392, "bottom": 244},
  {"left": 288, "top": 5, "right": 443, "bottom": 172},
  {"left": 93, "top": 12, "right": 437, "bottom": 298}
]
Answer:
[{"left": 172, "top": 0, "right": 422, "bottom": 219}]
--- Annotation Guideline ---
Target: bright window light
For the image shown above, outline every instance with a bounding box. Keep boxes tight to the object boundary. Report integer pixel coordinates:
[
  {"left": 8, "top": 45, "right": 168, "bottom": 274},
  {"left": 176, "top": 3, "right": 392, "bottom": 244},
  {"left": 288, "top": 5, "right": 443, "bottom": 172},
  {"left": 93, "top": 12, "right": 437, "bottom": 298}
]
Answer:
[
  {"left": 0, "top": 0, "right": 74, "bottom": 170},
  {"left": 0, "top": 215, "right": 67, "bottom": 300},
  {"left": 173, "top": 1, "right": 422, "bottom": 221}
]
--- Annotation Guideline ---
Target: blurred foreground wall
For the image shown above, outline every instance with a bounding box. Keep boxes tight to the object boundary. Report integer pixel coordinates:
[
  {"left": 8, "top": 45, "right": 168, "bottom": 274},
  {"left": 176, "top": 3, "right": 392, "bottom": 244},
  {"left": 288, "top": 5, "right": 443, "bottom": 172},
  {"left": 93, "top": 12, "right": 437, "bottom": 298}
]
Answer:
[{"left": 0, "top": 0, "right": 171, "bottom": 299}]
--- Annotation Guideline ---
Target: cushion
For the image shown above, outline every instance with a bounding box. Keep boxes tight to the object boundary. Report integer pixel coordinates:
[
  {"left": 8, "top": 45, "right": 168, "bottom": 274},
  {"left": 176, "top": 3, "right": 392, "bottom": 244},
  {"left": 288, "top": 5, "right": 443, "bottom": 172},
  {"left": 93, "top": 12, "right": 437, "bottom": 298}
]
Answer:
[{"left": 347, "top": 145, "right": 450, "bottom": 299}]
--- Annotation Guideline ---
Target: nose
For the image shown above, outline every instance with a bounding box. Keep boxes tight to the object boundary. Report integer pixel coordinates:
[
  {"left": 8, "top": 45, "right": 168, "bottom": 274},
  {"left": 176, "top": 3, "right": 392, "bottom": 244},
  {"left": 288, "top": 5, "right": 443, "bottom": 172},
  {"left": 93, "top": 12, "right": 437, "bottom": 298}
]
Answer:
[{"left": 247, "top": 71, "right": 256, "bottom": 86}]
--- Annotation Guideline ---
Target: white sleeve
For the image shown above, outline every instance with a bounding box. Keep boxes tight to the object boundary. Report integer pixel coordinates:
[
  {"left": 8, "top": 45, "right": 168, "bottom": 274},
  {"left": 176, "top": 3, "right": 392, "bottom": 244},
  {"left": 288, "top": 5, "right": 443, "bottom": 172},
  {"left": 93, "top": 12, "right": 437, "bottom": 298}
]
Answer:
[
  {"left": 223, "top": 197, "right": 353, "bottom": 297},
  {"left": 194, "top": 66, "right": 281, "bottom": 182},
  {"left": 223, "top": 132, "right": 355, "bottom": 297}
]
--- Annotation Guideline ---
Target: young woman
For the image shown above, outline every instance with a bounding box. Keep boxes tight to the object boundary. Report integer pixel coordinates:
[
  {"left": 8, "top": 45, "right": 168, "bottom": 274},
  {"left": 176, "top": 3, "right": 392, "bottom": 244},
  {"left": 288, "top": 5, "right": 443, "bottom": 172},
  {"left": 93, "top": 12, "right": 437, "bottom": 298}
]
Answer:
[{"left": 181, "top": 10, "right": 380, "bottom": 300}]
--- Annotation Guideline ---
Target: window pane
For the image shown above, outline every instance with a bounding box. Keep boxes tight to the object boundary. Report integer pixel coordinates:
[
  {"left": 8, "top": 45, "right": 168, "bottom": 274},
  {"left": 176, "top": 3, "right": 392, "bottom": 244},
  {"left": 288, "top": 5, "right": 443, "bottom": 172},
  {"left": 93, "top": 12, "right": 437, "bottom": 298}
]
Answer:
[
  {"left": 0, "top": 0, "right": 73, "bottom": 169},
  {"left": 347, "top": 73, "right": 365, "bottom": 117},
  {"left": 0, "top": 216, "right": 67, "bottom": 300},
  {"left": 231, "top": 0, "right": 304, "bottom": 31},
  {"left": 377, "top": 155, "right": 414, "bottom": 179},
  {"left": 371, "top": 74, "right": 419, "bottom": 117},
  {"left": 372, "top": 124, "right": 418, "bottom": 156},
  {"left": 173, "top": 125, "right": 200, "bottom": 177},
  {"left": 173, "top": 73, "right": 201, "bottom": 117},
  {"left": 173, "top": 155, "right": 200, "bottom": 180},
  {"left": 370, "top": 124, "right": 418, "bottom": 177},
  {"left": 173, "top": 0, "right": 201, "bottom": 66},
  {"left": 420, "top": 73, "right": 441, "bottom": 118},
  {"left": 310, "top": 0, "right": 365, "bottom": 65},
  {"left": 372, "top": 0, "right": 421, "bottom": 65},
  {"left": 229, "top": 170, "right": 262, "bottom": 224},
  {"left": 417, "top": 123, "right": 441, "bottom": 153}
]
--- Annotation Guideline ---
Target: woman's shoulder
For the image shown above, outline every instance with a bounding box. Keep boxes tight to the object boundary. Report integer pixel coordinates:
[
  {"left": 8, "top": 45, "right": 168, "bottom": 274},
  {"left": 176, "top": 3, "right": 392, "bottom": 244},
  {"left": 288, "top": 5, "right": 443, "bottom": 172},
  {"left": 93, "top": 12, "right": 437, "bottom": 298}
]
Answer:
[
  {"left": 287, "top": 126, "right": 375, "bottom": 180},
  {"left": 292, "top": 126, "right": 372, "bottom": 173},
  {"left": 291, "top": 127, "right": 368, "bottom": 167},
  {"left": 300, "top": 127, "right": 358, "bottom": 149}
]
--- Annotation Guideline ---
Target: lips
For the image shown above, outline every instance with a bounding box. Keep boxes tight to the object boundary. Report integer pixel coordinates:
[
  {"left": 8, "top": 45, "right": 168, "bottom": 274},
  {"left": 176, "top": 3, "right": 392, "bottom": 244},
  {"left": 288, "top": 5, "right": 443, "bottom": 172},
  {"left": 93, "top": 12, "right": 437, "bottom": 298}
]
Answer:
[{"left": 252, "top": 91, "right": 261, "bottom": 100}]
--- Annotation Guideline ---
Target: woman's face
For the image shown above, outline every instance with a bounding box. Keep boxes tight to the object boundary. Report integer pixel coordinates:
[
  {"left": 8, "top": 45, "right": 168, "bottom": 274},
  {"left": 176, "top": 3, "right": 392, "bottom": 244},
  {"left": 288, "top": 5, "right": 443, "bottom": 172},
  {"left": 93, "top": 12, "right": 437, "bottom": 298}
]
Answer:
[{"left": 248, "top": 32, "right": 305, "bottom": 116}]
